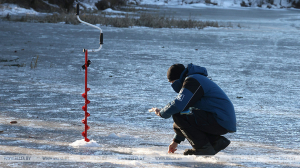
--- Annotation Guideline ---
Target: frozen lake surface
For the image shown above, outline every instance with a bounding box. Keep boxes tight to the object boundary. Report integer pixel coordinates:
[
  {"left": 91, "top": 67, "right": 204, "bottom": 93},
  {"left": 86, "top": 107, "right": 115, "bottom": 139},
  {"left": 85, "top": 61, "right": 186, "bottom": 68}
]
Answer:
[{"left": 0, "top": 6, "right": 300, "bottom": 167}]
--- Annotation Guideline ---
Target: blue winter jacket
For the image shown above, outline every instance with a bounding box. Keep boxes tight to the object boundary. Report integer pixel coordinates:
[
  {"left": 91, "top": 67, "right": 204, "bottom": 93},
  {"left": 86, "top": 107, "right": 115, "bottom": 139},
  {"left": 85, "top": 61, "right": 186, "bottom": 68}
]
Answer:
[{"left": 160, "top": 64, "right": 236, "bottom": 137}]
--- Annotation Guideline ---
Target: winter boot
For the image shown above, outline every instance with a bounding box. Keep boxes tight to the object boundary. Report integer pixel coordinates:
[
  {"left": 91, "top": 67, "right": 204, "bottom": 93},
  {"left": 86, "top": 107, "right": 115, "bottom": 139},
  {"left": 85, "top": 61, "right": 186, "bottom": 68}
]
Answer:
[
  {"left": 183, "top": 143, "right": 216, "bottom": 155},
  {"left": 211, "top": 136, "right": 230, "bottom": 154}
]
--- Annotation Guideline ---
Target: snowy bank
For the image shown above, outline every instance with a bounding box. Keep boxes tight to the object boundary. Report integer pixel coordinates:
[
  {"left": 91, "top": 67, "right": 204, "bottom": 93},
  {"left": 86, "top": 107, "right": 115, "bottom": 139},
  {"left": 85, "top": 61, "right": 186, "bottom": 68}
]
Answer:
[
  {"left": 0, "top": 3, "right": 39, "bottom": 16},
  {"left": 135, "top": 0, "right": 299, "bottom": 9}
]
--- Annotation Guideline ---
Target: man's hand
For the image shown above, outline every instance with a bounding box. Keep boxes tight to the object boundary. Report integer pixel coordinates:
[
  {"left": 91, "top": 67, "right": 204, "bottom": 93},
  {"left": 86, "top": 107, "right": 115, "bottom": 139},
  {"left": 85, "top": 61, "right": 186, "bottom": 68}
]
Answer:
[
  {"left": 168, "top": 141, "right": 178, "bottom": 153},
  {"left": 150, "top": 108, "right": 161, "bottom": 117},
  {"left": 154, "top": 108, "right": 161, "bottom": 117}
]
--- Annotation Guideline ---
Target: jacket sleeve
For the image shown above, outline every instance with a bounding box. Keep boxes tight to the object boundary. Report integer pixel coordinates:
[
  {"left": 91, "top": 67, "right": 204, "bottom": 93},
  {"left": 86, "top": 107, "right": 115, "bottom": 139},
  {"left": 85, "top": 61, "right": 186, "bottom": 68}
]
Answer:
[
  {"left": 160, "top": 77, "right": 204, "bottom": 119},
  {"left": 173, "top": 134, "right": 186, "bottom": 143}
]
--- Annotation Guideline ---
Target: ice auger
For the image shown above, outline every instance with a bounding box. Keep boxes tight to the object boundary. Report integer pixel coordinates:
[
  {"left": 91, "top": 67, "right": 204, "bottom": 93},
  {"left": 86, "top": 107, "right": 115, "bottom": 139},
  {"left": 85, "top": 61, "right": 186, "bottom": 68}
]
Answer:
[{"left": 76, "top": 3, "right": 103, "bottom": 142}]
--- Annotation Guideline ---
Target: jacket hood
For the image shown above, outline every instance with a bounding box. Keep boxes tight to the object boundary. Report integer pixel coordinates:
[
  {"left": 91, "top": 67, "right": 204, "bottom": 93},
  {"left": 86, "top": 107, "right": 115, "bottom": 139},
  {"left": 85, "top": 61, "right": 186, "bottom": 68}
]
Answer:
[
  {"left": 171, "top": 64, "right": 208, "bottom": 93},
  {"left": 186, "top": 64, "right": 208, "bottom": 77}
]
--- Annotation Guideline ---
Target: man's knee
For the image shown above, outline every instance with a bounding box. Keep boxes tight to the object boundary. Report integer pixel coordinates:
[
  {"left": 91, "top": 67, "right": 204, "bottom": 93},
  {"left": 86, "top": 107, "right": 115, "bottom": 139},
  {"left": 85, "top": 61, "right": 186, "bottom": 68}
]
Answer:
[
  {"left": 173, "top": 122, "right": 179, "bottom": 129},
  {"left": 172, "top": 113, "right": 190, "bottom": 128}
]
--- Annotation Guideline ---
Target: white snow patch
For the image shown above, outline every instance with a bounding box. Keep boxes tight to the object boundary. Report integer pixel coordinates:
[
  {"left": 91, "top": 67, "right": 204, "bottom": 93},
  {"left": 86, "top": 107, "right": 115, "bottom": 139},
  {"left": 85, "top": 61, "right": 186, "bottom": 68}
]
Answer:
[
  {"left": 0, "top": 3, "right": 39, "bottom": 16},
  {"left": 103, "top": 8, "right": 128, "bottom": 14},
  {"left": 69, "top": 139, "right": 101, "bottom": 147},
  {"left": 80, "top": 2, "right": 98, "bottom": 10}
]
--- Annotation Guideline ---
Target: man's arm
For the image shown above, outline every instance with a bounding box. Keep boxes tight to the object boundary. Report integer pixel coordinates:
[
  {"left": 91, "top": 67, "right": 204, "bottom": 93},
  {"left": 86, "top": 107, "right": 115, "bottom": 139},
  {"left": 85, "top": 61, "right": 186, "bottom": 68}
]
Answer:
[{"left": 160, "top": 77, "right": 204, "bottom": 119}]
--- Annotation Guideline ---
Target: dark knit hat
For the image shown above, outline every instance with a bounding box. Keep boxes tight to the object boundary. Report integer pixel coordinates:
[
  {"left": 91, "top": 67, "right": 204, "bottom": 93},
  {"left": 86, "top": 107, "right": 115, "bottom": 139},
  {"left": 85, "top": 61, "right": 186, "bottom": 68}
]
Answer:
[{"left": 167, "top": 64, "right": 185, "bottom": 82}]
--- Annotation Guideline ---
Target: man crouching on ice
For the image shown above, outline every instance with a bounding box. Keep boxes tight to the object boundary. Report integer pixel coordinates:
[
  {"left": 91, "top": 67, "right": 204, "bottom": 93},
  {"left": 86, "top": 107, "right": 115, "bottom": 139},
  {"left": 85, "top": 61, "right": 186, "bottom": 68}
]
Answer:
[{"left": 151, "top": 64, "right": 236, "bottom": 155}]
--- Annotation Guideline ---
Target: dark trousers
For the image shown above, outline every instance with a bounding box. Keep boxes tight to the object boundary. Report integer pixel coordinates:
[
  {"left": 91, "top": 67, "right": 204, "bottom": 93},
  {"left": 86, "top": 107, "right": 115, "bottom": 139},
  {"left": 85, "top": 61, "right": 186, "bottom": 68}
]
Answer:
[{"left": 172, "top": 110, "right": 228, "bottom": 149}]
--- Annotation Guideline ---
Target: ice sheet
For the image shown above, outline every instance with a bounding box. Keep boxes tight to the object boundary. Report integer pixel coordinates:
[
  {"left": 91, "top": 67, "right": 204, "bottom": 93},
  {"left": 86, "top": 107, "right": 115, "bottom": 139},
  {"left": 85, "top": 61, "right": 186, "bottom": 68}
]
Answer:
[{"left": 0, "top": 6, "right": 300, "bottom": 167}]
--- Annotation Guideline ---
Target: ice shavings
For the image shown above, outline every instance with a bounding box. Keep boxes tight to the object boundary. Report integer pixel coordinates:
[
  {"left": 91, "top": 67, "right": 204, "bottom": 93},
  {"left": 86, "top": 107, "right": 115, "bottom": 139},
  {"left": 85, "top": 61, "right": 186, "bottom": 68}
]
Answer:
[
  {"left": 69, "top": 139, "right": 100, "bottom": 148},
  {"left": 148, "top": 108, "right": 160, "bottom": 112}
]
